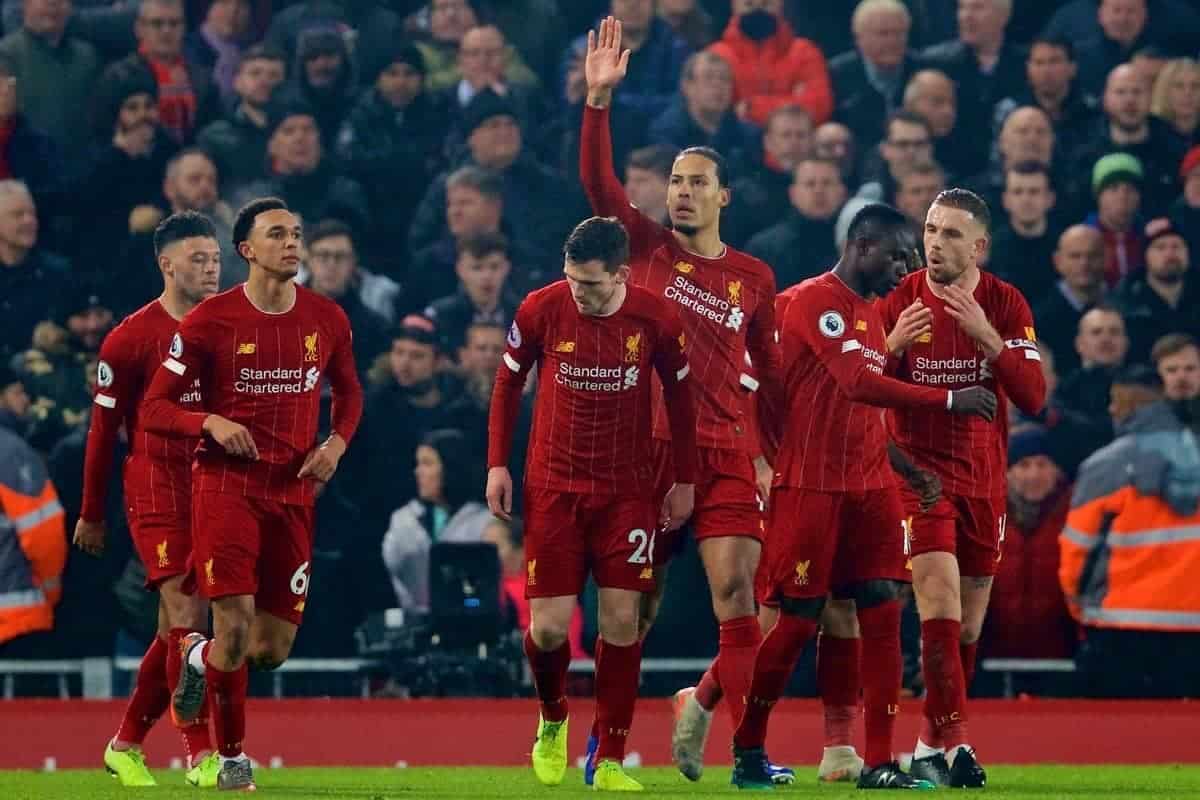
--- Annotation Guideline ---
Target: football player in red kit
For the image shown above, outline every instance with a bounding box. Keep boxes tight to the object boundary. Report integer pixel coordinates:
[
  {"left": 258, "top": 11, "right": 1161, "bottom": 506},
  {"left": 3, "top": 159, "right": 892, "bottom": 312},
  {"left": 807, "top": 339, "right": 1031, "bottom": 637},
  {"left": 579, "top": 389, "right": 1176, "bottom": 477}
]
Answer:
[
  {"left": 141, "top": 198, "right": 363, "bottom": 791},
  {"left": 75, "top": 211, "right": 220, "bottom": 787},
  {"left": 877, "top": 189, "right": 1046, "bottom": 788},
  {"left": 487, "top": 216, "right": 697, "bottom": 792},
  {"left": 730, "top": 203, "right": 997, "bottom": 790},
  {"left": 580, "top": 17, "right": 787, "bottom": 784}
]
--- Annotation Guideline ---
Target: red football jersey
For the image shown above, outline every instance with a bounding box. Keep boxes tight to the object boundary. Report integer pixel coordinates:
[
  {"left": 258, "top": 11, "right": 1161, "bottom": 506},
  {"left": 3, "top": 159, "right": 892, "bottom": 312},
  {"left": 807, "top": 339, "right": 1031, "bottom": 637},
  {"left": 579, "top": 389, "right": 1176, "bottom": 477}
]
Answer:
[
  {"left": 581, "top": 105, "right": 782, "bottom": 453},
  {"left": 488, "top": 281, "right": 697, "bottom": 495},
  {"left": 80, "top": 300, "right": 203, "bottom": 523},
  {"left": 877, "top": 269, "right": 1047, "bottom": 498},
  {"left": 769, "top": 273, "right": 953, "bottom": 492},
  {"left": 142, "top": 285, "right": 364, "bottom": 506}
]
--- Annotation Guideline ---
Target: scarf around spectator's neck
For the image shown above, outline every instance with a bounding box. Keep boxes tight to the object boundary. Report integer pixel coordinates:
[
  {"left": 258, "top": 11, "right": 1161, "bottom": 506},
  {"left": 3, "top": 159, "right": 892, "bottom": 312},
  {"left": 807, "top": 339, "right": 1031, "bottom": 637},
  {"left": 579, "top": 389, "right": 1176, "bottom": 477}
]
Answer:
[{"left": 139, "top": 44, "right": 196, "bottom": 143}]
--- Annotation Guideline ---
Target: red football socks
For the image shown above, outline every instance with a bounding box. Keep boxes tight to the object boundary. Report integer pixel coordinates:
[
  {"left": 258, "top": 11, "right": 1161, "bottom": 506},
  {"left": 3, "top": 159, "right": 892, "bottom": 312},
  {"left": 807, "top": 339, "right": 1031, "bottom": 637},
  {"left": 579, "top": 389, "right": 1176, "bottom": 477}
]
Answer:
[
  {"left": 859, "top": 601, "right": 903, "bottom": 768},
  {"left": 594, "top": 639, "right": 642, "bottom": 763},
  {"left": 734, "top": 614, "right": 817, "bottom": 749},
  {"left": 523, "top": 630, "right": 570, "bottom": 723},
  {"left": 115, "top": 635, "right": 170, "bottom": 746},
  {"left": 715, "top": 616, "right": 761, "bottom": 727},
  {"left": 817, "top": 633, "right": 861, "bottom": 748},
  {"left": 694, "top": 660, "right": 723, "bottom": 711},
  {"left": 961, "top": 640, "right": 979, "bottom": 693},
  {"left": 921, "top": 618, "right": 967, "bottom": 750},
  {"left": 206, "top": 650, "right": 248, "bottom": 759}
]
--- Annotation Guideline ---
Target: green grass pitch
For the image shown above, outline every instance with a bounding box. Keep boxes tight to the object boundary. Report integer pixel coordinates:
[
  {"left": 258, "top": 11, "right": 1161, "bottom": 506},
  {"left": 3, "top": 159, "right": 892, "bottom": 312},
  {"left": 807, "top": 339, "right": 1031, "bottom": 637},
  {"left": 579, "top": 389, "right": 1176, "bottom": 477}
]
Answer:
[{"left": 2, "top": 766, "right": 1200, "bottom": 799}]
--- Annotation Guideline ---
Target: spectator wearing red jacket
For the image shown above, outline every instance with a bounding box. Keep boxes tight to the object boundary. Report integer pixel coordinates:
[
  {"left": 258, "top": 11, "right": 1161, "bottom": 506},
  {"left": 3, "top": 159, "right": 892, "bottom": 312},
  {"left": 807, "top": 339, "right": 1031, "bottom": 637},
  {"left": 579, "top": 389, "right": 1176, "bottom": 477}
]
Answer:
[
  {"left": 978, "top": 426, "right": 1077, "bottom": 695},
  {"left": 708, "top": 0, "right": 832, "bottom": 128}
]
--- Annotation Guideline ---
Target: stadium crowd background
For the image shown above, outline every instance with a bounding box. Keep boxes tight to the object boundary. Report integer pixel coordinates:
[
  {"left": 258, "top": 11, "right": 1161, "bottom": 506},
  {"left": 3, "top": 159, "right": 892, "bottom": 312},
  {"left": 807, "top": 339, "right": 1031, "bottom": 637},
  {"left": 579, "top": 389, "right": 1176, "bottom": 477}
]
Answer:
[{"left": 1, "top": 0, "right": 1199, "bottom": 700}]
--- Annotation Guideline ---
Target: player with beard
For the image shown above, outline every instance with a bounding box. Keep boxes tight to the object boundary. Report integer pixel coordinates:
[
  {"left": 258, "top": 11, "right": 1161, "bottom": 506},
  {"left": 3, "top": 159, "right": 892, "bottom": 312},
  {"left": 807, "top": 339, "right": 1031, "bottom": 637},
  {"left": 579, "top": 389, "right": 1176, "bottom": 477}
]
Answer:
[
  {"left": 878, "top": 189, "right": 1047, "bottom": 788},
  {"left": 75, "top": 211, "right": 221, "bottom": 787},
  {"left": 731, "top": 203, "right": 997, "bottom": 790},
  {"left": 580, "top": 16, "right": 787, "bottom": 785},
  {"left": 140, "top": 197, "right": 363, "bottom": 791}
]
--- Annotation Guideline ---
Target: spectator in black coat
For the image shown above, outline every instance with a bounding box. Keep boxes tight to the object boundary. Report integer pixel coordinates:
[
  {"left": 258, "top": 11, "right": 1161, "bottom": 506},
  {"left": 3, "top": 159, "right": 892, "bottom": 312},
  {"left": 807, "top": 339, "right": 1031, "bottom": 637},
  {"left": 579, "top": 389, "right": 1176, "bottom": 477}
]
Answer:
[
  {"left": 274, "top": 27, "right": 356, "bottom": 149},
  {"left": 337, "top": 42, "right": 450, "bottom": 268},
  {"left": 0, "top": 179, "right": 69, "bottom": 363},
  {"left": 1034, "top": 225, "right": 1109, "bottom": 375},
  {"left": 988, "top": 161, "right": 1063, "bottom": 304},
  {"left": 226, "top": 100, "right": 370, "bottom": 240},
  {"left": 425, "top": 231, "right": 522, "bottom": 357},
  {"left": 195, "top": 44, "right": 286, "bottom": 186},
  {"left": 993, "top": 37, "right": 1101, "bottom": 150},
  {"left": 746, "top": 158, "right": 846, "bottom": 289},
  {"left": 648, "top": 51, "right": 755, "bottom": 158},
  {"left": 829, "top": 0, "right": 924, "bottom": 153},
  {"left": 0, "top": 53, "right": 66, "bottom": 237},
  {"left": 725, "top": 104, "right": 814, "bottom": 246},
  {"left": 1112, "top": 218, "right": 1200, "bottom": 365}
]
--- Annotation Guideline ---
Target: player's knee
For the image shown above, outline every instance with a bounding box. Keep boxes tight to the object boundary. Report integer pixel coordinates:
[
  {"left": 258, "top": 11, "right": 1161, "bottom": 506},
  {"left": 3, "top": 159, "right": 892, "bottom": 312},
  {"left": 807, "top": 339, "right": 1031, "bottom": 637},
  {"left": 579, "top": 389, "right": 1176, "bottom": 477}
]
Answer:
[
  {"left": 820, "top": 598, "right": 859, "bottom": 638},
  {"left": 710, "top": 573, "right": 754, "bottom": 612},
  {"left": 221, "top": 621, "right": 251, "bottom": 665},
  {"left": 530, "top": 621, "right": 569, "bottom": 651},
  {"left": 778, "top": 595, "right": 826, "bottom": 620},
  {"left": 849, "top": 579, "right": 901, "bottom": 609},
  {"left": 960, "top": 619, "right": 984, "bottom": 645},
  {"left": 247, "top": 650, "right": 285, "bottom": 672},
  {"left": 914, "top": 570, "right": 959, "bottom": 608},
  {"left": 598, "top": 604, "right": 640, "bottom": 645}
]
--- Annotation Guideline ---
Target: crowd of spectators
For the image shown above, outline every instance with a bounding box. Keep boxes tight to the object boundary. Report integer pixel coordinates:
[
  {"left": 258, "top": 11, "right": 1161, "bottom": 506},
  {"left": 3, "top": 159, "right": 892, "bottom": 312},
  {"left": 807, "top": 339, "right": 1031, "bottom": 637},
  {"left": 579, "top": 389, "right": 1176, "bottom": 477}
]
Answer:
[{"left": 2, "top": 0, "right": 1199, "bottom": 698}]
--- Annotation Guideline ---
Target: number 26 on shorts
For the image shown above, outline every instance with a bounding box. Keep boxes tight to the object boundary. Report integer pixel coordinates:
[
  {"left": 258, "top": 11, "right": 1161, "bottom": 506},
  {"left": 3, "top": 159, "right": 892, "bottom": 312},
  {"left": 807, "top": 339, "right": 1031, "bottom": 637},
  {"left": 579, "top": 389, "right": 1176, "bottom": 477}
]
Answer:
[{"left": 627, "top": 528, "right": 655, "bottom": 565}]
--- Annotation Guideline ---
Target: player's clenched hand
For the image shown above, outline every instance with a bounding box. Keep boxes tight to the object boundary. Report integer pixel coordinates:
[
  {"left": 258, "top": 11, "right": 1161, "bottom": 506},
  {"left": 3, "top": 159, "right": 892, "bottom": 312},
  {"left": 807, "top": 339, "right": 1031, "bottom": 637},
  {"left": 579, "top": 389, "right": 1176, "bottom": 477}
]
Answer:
[
  {"left": 949, "top": 386, "right": 998, "bottom": 422},
  {"left": 73, "top": 518, "right": 106, "bottom": 557},
  {"left": 941, "top": 285, "right": 1003, "bottom": 357},
  {"left": 202, "top": 415, "right": 258, "bottom": 459},
  {"left": 906, "top": 468, "right": 942, "bottom": 512},
  {"left": 661, "top": 482, "right": 695, "bottom": 531},
  {"left": 486, "top": 466, "right": 514, "bottom": 521},
  {"left": 585, "top": 15, "right": 630, "bottom": 101},
  {"left": 298, "top": 434, "right": 346, "bottom": 482},
  {"left": 752, "top": 455, "right": 773, "bottom": 510},
  {"left": 886, "top": 299, "right": 933, "bottom": 355}
]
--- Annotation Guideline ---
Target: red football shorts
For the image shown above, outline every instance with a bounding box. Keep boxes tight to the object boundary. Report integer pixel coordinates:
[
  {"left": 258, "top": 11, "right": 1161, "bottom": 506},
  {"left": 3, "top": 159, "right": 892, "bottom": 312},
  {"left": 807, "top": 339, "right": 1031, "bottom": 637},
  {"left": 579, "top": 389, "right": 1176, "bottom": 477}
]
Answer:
[
  {"left": 649, "top": 439, "right": 765, "bottom": 566},
  {"left": 522, "top": 487, "right": 659, "bottom": 598},
  {"left": 129, "top": 509, "right": 192, "bottom": 590},
  {"left": 899, "top": 486, "right": 1007, "bottom": 577},
  {"left": 190, "top": 491, "right": 315, "bottom": 625},
  {"left": 763, "top": 486, "right": 910, "bottom": 601}
]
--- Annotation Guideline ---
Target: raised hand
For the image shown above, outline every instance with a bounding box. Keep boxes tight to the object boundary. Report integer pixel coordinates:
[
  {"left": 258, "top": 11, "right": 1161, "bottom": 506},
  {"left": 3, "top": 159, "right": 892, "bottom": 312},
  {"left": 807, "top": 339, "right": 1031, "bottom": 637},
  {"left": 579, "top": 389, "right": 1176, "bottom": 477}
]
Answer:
[{"left": 585, "top": 15, "right": 630, "bottom": 106}]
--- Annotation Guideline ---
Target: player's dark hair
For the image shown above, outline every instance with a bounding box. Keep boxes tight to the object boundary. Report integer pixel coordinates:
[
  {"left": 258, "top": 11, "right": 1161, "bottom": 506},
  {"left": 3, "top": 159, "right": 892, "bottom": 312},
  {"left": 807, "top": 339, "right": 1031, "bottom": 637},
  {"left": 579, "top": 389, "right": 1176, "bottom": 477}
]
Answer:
[
  {"left": 421, "top": 428, "right": 484, "bottom": 510},
  {"left": 153, "top": 210, "right": 217, "bottom": 258},
  {"left": 446, "top": 165, "right": 504, "bottom": 200},
  {"left": 232, "top": 196, "right": 289, "bottom": 261},
  {"left": 626, "top": 144, "right": 677, "bottom": 180},
  {"left": 306, "top": 218, "right": 354, "bottom": 248},
  {"left": 932, "top": 188, "right": 992, "bottom": 235},
  {"left": 1005, "top": 160, "right": 1052, "bottom": 184},
  {"left": 846, "top": 203, "right": 909, "bottom": 244},
  {"left": 563, "top": 216, "right": 629, "bottom": 274},
  {"left": 676, "top": 146, "right": 729, "bottom": 187},
  {"left": 1152, "top": 333, "right": 1199, "bottom": 365},
  {"left": 459, "top": 230, "right": 509, "bottom": 261},
  {"left": 1029, "top": 35, "right": 1074, "bottom": 62}
]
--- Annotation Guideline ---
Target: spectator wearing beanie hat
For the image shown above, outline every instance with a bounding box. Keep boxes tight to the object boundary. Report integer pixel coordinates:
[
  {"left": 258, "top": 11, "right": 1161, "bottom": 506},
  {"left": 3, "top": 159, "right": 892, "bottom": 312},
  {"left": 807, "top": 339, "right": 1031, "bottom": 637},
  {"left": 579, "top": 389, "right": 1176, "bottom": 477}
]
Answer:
[
  {"left": 338, "top": 42, "right": 450, "bottom": 259},
  {"left": 977, "top": 425, "right": 1076, "bottom": 694},
  {"left": 76, "top": 60, "right": 179, "bottom": 278},
  {"left": 1170, "top": 145, "right": 1200, "bottom": 262},
  {"left": 1113, "top": 217, "right": 1200, "bottom": 365},
  {"left": 408, "top": 87, "right": 578, "bottom": 261},
  {"left": 226, "top": 99, "right": 369, "bottom": 239},
  {"left": 273, "top": 27, "right": 355, "bottom": 148},
  {"left": 1086, "top": 152, "right": 1146, "bottom": 286}
]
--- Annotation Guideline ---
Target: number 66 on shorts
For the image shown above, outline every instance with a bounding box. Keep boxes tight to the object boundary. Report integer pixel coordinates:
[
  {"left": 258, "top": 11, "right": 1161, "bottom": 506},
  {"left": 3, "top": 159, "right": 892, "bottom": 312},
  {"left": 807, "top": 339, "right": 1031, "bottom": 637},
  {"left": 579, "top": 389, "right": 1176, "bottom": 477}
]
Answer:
[{"left": 522, "top": 488, "right": 659, "bottom": 598}]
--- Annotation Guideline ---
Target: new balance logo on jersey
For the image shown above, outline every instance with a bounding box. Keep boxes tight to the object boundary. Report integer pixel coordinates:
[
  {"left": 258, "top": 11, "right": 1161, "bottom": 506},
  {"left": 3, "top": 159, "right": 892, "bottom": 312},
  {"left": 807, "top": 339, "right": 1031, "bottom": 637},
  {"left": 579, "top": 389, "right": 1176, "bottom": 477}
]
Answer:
[
  {"left": 674, "top": 261, "right": 694, "bottom": 274},
  {"left": 554, "top": 340, "right": 575, "bottom": 353},
  {"left": 237, "top": 342, "right": 256, "bottom": 355}
]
